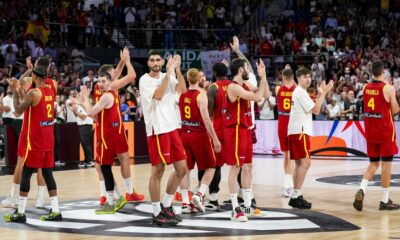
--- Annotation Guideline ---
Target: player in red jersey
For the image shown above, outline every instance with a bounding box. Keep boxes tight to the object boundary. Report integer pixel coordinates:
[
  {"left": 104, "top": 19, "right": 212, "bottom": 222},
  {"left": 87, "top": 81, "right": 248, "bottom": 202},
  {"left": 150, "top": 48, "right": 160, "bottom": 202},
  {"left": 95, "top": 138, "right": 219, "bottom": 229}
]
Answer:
[
  {"left": 353, "top": 60, "right": 400, "bottom": 211},
  {"left": 179, "top": 68, "right": 221, "bottom": 213},
  {"left": 275, "top": 66, "right": 296, "bottom": 197},
  {"left": 1, "top": 57, "right": 57, "bottom": 209},
  {"left": 199, "top": 62, "right": 231, "bottom": 210},
  {"left": 225, "top": 58, "right": 267, "bottom": 222},
  {"left": 80, "top": 71, "right": 128, "bottom": 214},
  {"left": 92, "top": 49, "right": 144, "bottom": 205},
  {"left": 4, "top": 65, "right": 61, "bottom": 222}
]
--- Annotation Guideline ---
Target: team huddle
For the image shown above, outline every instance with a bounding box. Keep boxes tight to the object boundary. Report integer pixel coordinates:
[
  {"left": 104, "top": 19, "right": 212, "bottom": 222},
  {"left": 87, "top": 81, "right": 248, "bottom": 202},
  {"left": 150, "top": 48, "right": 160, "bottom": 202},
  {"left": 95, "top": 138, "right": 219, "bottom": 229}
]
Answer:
[{"left": 2, "top": 37, "right": 399, "bottom": 227}]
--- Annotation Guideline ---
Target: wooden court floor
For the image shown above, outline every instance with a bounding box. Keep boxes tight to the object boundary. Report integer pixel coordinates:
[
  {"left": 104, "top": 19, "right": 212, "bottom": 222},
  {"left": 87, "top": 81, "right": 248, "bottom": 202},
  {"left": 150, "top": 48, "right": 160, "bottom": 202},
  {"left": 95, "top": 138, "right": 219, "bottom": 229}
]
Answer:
[{"left": 0, "top": 156, "right": 399, "bottom": 240}]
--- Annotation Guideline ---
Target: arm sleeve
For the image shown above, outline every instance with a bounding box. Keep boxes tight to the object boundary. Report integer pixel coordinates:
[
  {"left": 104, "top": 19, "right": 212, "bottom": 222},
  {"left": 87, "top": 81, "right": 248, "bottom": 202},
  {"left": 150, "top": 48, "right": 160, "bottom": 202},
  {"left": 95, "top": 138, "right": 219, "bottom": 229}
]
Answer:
[{"left": 298, "top": 89, "right": 315, "bottom": 113}]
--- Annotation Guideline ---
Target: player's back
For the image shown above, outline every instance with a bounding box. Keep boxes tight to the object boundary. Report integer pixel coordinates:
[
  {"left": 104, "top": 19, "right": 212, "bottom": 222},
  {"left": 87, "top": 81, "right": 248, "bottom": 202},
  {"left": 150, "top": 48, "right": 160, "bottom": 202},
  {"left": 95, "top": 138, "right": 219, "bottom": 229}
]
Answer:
[
  {"left": 212, "top": 79, "right": 231, "bottom": 135},
  {"left": 363, "top": 81, "right": 395, "bottom": 143},
  {"left": 179, "top": 89, "right": 205, "bottom": 132},
  {"left": 20, "top": 87, "right": 55, "bottom": 151}
]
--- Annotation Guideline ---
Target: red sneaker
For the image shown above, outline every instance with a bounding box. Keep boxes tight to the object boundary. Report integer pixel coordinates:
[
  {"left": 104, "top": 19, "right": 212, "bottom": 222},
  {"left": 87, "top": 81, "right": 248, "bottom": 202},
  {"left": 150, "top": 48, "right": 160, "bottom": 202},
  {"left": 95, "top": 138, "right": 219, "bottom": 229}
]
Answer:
[
  {"left": 189, "top": 191, "right": 193, "bottom": 202},
  {"left": 99, "top": 196, "right": 107, "bottom": 206},
  {"left": 125, "top": 192, "right": 145, "bottom": 202},
  {"left": 174, "top": 192, "right": 182, "bottom": 202}
]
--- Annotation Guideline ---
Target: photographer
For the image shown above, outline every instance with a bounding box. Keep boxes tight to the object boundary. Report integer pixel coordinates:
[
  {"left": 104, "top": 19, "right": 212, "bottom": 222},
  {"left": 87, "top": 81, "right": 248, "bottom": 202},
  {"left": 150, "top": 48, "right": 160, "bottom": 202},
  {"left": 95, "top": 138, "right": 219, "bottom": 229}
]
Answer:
[{"left": 343, "top": 90, "right": 358, "bottom": 120}]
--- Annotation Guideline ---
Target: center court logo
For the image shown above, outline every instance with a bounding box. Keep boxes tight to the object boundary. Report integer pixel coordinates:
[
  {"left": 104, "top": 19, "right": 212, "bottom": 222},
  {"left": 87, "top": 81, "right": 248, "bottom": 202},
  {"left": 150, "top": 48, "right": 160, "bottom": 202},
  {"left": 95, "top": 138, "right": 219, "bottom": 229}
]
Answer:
[{"left": 0, "top": 199, "right": 359, "bottom": 237}]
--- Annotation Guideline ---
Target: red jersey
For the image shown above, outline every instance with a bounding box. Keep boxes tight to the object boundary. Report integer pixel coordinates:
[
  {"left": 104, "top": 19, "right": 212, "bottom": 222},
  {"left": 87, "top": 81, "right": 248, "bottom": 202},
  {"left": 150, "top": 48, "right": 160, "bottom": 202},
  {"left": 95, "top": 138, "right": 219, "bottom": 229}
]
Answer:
[
  {"left": 225, "top": 82, "right": 252, "bottom": 128},
  {"left": 20, "top": 87, "right": 55, "bottom": 151},
  {"left": 93, "top": 83, "right": 102, "bottom": 103},
  {"left": 96, "top": 90, "right": 124, "bottom": 147},
  {"left": 277, "top": 85, "right": 295, "bottom": 120},
  {"left": 363, "top": 81, "right": 396, "bottom": 143},
  {"left": 211, "top": 80, "right": 231, "bottom": 136},
  {"left": 179, "top": 89, "right": 205, "bottom": 132},
  {"left": 44, "top": 77, "right": 57, "bottom": 96}
]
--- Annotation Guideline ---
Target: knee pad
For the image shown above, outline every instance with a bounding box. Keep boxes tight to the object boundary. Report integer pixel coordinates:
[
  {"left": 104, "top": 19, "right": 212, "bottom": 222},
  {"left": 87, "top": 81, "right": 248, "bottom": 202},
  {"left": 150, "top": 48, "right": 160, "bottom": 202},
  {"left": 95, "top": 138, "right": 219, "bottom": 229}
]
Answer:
[
  {"left": 101, "top": 165, "right": 114, "bottom": 191},
  {"left": 20, "top": 167, "right": 35, "bottom": 192}
]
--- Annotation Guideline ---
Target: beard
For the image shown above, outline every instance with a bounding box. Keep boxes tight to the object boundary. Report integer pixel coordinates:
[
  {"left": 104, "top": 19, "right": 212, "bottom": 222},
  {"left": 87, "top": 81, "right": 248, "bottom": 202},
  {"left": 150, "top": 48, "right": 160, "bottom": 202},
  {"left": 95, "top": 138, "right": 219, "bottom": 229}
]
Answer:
[
  {"left": 199, "top": 81, "right": 204, "bottom": 88},
  {"left": 150, "top": 65, "right": 161, "bottom": 72},
  {"left": 242, "top": 71, "right": 249, "bottom": 80}
]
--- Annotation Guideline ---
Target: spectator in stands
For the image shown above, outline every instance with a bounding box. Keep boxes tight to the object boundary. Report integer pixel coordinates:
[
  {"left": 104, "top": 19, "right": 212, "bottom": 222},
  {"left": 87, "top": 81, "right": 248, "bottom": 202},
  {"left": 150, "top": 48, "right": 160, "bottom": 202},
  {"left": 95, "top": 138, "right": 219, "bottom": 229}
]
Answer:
[
  {"left": 120, "top": 94, "right": 130, "bottom": 122},
  {"left": 82, "top": 69, "right": 97, "bottom": 85},
  {"left": 343, "top": 90, "right": 358, "bottom": 120},
  {"left": 134, "top": 88, "right": 142, "bottom": 121},
  {"left": 71, "top": 44, "right": 85, "bottom": 74},
  {"left": 65, "top": 88, "right": 78, "bottom": 123},
  {"left": 258, "top": 95, "right": 276, "bottom": 120},
  {"left": 326, "top": 99, "right": 340, "bottom": 120},
  {"left": 124, "top": 2, "right": 136, "bottom": 39},
  {"left": 30, "top": 40, "right": 44, "bottom": 61}
]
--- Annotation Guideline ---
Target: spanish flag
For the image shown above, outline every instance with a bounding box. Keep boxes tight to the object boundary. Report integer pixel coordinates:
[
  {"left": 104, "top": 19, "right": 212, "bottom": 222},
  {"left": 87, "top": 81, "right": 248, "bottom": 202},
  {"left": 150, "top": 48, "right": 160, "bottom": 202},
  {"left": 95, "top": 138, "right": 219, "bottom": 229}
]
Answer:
[{"left": 24, "top": 21, "right": 49, "bottom": 46}]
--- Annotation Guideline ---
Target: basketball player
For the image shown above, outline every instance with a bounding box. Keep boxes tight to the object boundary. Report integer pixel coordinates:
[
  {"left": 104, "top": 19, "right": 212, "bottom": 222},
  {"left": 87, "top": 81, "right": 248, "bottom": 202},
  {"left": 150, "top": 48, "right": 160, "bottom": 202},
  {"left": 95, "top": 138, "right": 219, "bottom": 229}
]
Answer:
[
  {"left": 80, "top": 70, "right": 130, "bottom": 214},
  {"left": 1, "top": 56, "right": 57, "bottom": 209},
  {"left": 226, "top": 59, "right": 267, "bottom": 222},
  {"left": 287, "top": 68, "right": 333, "bottom": 209},
  {"left": 139, "top": 51, "right": 187, "bottom": 226},
  {"left": 93, "top": 48, "right": 144, "bottom": 205},
  {"left": 201, "top": 62, "right": 231, "bottom": 210},
  {"left": 4, "top": 65, "right": 61, "bottom": 222},
  {"left": 275, "top": 66, "right": 296, "bottom": 197},
  {"left": 179, "top": 68, "right": 221, "bottom": 213},
  {"left": 353, "top": 60, "right": 400, "bottom": 211}
]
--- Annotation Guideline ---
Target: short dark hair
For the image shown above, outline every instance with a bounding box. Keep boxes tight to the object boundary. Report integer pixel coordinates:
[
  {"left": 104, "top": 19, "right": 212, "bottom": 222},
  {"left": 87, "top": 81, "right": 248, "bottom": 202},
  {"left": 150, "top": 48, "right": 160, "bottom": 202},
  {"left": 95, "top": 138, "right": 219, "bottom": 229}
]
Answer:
[
  {"left": 148, "top": 50, "right": 163, "bottom": 59},
  {"left": 282, "top": 68, "right": 294, "bottom": 78},
  {"left": 371, "top": 60, "right": 384, "bottom": 77},
  {"left": 212, "top": 62, "right": 228, "bottom": 78},
  {"left": 98, "top": 64, "right": 113, "bottom": 75},
  {"left": 296, "top": 67, "right": 311, "bottom": 78},
  {"left": 36, "top": 57, "right": 51, "bottom": 68},
  {"left": 230, "top": 58, "right": 246, "bottom": 76},
  {"left": 99, "top": 72, "right": 112, "bottom": 80}
]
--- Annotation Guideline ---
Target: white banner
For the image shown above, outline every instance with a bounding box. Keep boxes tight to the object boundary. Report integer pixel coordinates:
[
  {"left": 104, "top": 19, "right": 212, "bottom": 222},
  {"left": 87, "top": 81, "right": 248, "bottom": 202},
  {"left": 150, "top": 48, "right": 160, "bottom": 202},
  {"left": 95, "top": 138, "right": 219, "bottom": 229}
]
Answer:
[
  {"left": 200, "top": 49, "right": 231, "bottom": 79},
  {"left": 253, "top": 120, "right": 400, "bottom": 157}
]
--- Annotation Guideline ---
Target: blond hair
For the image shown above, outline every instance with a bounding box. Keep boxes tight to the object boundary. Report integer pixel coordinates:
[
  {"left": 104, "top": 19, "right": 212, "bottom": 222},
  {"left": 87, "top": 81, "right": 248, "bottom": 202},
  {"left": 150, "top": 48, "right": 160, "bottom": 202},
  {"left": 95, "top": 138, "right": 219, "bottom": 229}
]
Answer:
[{"left": 186, "top": 68, "right": 200, "bottom": 85}]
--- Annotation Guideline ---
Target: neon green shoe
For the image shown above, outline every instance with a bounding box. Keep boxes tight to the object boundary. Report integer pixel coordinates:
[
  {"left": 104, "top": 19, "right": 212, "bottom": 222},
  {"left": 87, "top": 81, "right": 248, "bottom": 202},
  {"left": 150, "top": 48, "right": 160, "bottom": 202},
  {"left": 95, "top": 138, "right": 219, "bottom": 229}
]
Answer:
[
  {"left": 95, "top": 202, "right": 115, "bottom": 214},
  {"left": 40, "top": 211, "right": 62, "bottom": 221},
  {"left": 114, "top": 196, "right": 127, "bottom": 212},
  {"left": 4, "top": 211, "right": 26, "bottom": 223}
]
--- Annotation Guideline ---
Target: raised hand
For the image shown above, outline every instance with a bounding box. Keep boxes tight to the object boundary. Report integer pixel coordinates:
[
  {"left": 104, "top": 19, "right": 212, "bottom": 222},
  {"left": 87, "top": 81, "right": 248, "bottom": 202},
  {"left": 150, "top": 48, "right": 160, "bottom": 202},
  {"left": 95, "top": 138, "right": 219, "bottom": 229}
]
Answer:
[
  {"left": 256, "top": 59, "right": 266, "bottom": 79},
  {"left": 79, "top": 86, "right": 90, "bottom": 100},
  {"left": 7, "top": 77, "right": 20, "bottom": 92},
  {"left": 221, "top": 59, "right": 230, "bottom": 67},
  {"left": 230, "top": 36, "right": 240, "bottom": 51},
  {"left": 166, "top": 55, "right": 176, "bottom": 71},
  {"left": 26, "top": 57, "right": 33, "bottom": 70},
  {"left": 174, "top": 54, "right": 181, "bottom": 70},
  {"left": 120, "top": 47, "right": 130, "bottom": 63}
]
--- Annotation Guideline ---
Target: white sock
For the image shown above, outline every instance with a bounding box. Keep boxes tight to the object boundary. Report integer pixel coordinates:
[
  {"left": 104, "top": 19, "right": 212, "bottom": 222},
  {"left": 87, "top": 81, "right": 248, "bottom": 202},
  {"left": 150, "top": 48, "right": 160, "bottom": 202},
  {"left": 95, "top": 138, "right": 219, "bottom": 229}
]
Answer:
[
  {"left": 106, "top": 191, "right": 114, "bottom": 205},
  {"left": 292, "top": 189, "right": 301, "bottom": 198},
  {"left": 50, "top": 196, "right": 60, "bottom": 213},
  {"left": 242, "top": 189, "right": 252, "bottom": 208},
  {"left": 162, "top": 193, "right": 173, "bottom": 208},
  {"left": 18, "top": 196, "right": 27, "bottom": 214},
  {"left": 230, "top": 193, "right": 239, "bottom": 211},
  {"left": 99, "top": 181, "right": 107, "bottom": 197},
  {"left": 381, "top": 188, "right": 390, "bottom": 203},
  {"left": 152, "top": 202, "right": 162, "bottom": 216},
  {"left": 114, "top": 184, "right": 121, "bottom": 199},
  {"left": 181, "top": 189, "right": 190, "bottom": 205},
  {"left": 123, "top": 178, "right": 133, "bottom": 194},
  {"left": 209, "top": 193, "right": 218, "bottom": 201},
  {"left": 238, "top": 188, "right": 243, "bottom": 198},
  {"left": 360, "top": 179, "right": 369, "bottom": 193},
  {"left": 284, "top": 174, "right": 293, "bottom": 188},
  {"left": 37, "top": 185, "right": 46, "bottom": 201},
  {"left": 198, "top": 184, "right": 208, "bottom": 197},
  {"left": 11, "top": 183, "right": 20, "bottom": 198}
]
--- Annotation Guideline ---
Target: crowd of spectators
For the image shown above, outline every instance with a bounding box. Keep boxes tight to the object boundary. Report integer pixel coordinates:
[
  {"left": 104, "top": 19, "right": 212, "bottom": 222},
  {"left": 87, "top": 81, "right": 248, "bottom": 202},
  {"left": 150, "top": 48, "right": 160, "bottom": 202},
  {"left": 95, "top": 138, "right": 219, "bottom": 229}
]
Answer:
[{"left": 253, "top": 0, "right": 400, "bottom": 121}]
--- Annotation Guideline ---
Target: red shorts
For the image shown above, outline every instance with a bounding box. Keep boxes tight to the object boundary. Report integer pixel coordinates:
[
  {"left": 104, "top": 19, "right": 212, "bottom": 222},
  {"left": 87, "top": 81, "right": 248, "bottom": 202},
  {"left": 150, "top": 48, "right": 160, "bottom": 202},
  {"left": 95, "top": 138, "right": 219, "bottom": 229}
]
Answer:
[
  {"left": 181, "top": 131, "right": 216, "bottom": 170},
  {"left": 278, "top": 117, "right": 289, "bottom": 152},
  {"left": 19, "top": 149, "right": 54, "bottom": 168},
  {"left": 367, "top": 141, "right": 398, "bottom": 158},
  {"left": 224, "top": 127, "right": 252, "bottom": 167},
  {"left": 96, "top": 132, "right": 129, "bottom": 165},
  {"left": 215, "top": 131, "right": 225, "bottom": 167},
  {"left": 147, "top": 129, "right": 186, "bottom": 166},
  {"left": 288, "top": 134, "right": 311, "bottom": 160}
]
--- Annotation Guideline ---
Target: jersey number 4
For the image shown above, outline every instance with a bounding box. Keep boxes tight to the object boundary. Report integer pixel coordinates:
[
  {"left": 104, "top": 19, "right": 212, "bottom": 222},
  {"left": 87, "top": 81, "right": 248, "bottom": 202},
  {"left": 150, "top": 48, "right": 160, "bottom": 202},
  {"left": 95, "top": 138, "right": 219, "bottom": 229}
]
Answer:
[{"left": 367, "top": 97, "right": 375, "bottom": 111}]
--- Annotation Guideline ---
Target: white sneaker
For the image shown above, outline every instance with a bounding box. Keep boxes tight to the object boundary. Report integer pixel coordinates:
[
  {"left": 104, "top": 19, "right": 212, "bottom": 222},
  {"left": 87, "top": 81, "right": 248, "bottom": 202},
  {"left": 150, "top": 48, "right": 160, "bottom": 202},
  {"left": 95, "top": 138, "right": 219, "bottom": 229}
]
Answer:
[
  {"left": 181, "top": 203, "right": 198, "bottom": 214},
  {"left": 35, "top": 197, "right": 45, "bottom": 208},
  {"left": 282, "top": 187, "right": 293, "bottom": 198},
  {"left": 231, "top": 207, "right": 248, "bottom": 222},
  {"left": 1, "top": 195, "right": 18, "bottom": 208},
  {"left": 192, "top": 194, "right": 205, "bottom": 213}
]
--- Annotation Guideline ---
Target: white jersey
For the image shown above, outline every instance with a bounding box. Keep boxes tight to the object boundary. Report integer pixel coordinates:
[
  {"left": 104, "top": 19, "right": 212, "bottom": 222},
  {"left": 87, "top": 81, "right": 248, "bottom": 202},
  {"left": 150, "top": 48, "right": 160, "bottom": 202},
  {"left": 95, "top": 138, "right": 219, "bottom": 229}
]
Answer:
[
  {"left": 288, "top": 86, "right": 315, "bottom": 136},
  {"left": 139, "top": 72, "right": 180, "bottom": 136}
]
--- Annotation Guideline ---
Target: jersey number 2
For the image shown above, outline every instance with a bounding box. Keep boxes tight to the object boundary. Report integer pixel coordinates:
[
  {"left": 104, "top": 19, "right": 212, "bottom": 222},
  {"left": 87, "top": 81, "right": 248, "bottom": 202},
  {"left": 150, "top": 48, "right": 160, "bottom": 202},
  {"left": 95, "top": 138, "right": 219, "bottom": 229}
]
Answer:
[{"left": 46, "top": 104, "right": 53, "bottom": 118}]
